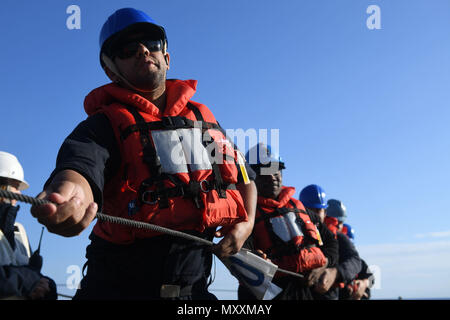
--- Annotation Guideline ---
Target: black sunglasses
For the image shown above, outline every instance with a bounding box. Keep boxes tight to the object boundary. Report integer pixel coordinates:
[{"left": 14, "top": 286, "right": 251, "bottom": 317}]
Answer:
[{"left": 111, "top": 39, "right": 163, "bottom": 60}]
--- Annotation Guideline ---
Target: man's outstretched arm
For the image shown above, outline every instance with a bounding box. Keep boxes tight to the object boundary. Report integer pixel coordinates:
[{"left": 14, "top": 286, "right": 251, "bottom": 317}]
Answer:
[{"left": 31, "top": 169, "right": 97, "bottom": 237}]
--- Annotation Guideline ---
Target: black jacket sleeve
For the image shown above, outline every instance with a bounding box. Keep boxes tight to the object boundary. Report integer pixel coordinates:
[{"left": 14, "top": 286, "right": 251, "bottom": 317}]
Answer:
[
  {"left": 357, "top": 259, "right": 375, "bottom": 289},
  {"left": 357, "top": 259, "right": 373, "bottom": 280},
  {"left": 44, "top": 113, "right": 120, "bottom": 210},
  {"left": 305, "top": 209, "right": 339, "bottom": 268},
  {"left": 337, "top": 233, "right": 362, "bottom": 283},
  {"left": 317, "top": 222, "right": 339, "bottom": 268},
  {"left": 0, "top": 265, "right": 41, "bottom": 298}
]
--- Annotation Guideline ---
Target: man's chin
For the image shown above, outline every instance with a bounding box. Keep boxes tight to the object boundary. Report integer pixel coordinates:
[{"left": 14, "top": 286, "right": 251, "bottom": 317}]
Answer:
[
  {"left": 259, "top": 188, "right": 281, "bottom": 199},
  {"left": 127, "top": 79, "right": 162, "bottom": 92},
  {"left": 122, "top": 71, "right": 165, "bottom": 91}
]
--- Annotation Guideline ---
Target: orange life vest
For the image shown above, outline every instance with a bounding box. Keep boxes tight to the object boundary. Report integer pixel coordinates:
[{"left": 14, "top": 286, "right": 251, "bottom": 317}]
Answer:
[
  {"left": 84, "top": 79, "right": 248, "bottom": 244},
  {"left": 324, "top": 216, "right": 339, "bottom": 238},
  {"left": 252, "top": 187, "right": 326, "bottom": 274}
]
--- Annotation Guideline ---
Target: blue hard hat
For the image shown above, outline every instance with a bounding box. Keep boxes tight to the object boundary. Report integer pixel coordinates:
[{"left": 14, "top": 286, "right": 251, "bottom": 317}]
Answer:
[
  {"left": 245, "top": 143, "right": 285, "bottom": 170},
  {"left": 343, "top": 223, "right": 355, "bottom": 240},
  {"left": 99, "top": 8, "right": 167, "bottom": 55},
  {"left": 326, "top": 199, "right": 347, "bottom": 223},
  {"left": 299, "top": 184, "right": 328, "bottom": 209}
]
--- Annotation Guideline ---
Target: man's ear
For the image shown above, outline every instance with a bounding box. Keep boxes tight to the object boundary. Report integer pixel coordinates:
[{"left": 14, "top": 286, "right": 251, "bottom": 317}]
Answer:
[{"left": 164, "top": 52, "right": 170, "bottom": 70}]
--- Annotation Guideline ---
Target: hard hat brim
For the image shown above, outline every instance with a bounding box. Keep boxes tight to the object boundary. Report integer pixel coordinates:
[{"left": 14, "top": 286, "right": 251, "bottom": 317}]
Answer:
[
  {"left": 305, "top": 203, "right": 328, "bottom": 209},
  {"left": 0, "top": 177, "right": 29, "bottom": 191},
  {"left": 18, "top": 180, "right": 29, "bottom": 191}
]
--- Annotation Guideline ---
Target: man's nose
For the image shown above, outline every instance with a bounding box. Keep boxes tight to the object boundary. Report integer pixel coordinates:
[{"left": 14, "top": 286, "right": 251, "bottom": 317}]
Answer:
[{"left": 135, "top": 42, "right": 150, "bottom": 57}]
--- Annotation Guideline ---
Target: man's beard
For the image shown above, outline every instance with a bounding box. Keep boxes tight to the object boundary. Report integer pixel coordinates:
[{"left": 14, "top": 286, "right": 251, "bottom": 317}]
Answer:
[{"left": 127, "top": 67, "right": 166, "bottom": 92}]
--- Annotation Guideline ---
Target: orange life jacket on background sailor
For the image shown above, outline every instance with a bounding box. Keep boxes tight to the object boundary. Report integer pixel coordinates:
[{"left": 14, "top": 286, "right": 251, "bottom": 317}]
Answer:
[
  {"left": 84, "top": 79, "right": 248, "bottom": 244},
  {"left": 324, "top": 215, "right": 340, "bottom": 237},
  {"left": 252, "top": 186, "right": 326, "bottom": 275}
]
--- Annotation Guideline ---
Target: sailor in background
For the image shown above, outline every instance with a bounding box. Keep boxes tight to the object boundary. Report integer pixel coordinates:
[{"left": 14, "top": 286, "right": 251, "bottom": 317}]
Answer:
[
  {"left": 238, "top": 144, "right": 338, "bottom": 300},
  {"left": 0, "top": 151, "right": 56, "bottom": 300}
]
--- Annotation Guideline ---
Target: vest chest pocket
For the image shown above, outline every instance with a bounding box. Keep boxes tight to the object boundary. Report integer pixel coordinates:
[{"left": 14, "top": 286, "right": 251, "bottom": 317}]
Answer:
[
  {"left": 269, "top": 212, "right": 304, "bottom": 243},
  {"left": 151, "top": 128, "right": 212, "bottom": 174}
]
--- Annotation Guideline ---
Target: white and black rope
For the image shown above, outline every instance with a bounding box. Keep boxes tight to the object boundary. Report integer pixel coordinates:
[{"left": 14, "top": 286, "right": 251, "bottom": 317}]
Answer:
[
  {"left": 0, "top": 189, "right": 213, "bottom": 246},
  {"left": 0, "top": 189, "right": 303, "bottom": 279}
]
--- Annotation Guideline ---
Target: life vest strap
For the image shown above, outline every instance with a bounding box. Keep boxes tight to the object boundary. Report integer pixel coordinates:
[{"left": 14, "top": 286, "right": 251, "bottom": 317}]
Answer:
[
  {"left": 140, "top": 179, "right": 236, "bottom": 209},
  {"left": 120, "top": 115, "right": 221, "bottom": 141},
  {"left": 124, "top": 102, "right": 234, "bottom": 209},
  {"left": 254, "top": 205, "right": 307, "bottom": 225},
  {"left": 186, "top": 106, "right": 229, "bottom": 200}
]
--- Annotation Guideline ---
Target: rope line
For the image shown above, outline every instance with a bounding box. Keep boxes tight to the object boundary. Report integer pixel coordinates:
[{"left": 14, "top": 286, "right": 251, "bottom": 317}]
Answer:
[
  {"left": 0, "top": 189, "right": 303, "bottom": 279},
  {"left": 0, "top": 189, "right": 213, "bottom": 246}
]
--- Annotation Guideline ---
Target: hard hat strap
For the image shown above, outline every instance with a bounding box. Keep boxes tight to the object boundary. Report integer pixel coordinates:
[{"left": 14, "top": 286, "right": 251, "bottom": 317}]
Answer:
[{"left": 101, "top": 53, "right": 156, "bottom": 93}]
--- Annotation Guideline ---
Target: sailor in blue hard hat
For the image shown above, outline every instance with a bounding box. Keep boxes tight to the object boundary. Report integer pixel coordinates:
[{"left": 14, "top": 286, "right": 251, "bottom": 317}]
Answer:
[
  {"left": 31, "top": 7, "right": 258, "bottom": 301},
  {"left": 299, "top": 184, "right": 328, "bottom": 223},
  {"left": 99, "top": 8, "right": 170, "bottom": 95},
  {"left": 326, "top": 199, "right": 347, "bottom": 232},
  {"left": 343, "top": 223, "right": 355, "bottom": 241},
  {"left": 240, "top": 144, "right": 340, "bottom": 301},
  {"left": 245, "top": 143, "right": 285, "bottom": 199}
]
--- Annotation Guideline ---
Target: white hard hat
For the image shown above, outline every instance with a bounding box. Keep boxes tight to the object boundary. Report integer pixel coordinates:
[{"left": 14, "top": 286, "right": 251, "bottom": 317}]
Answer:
[{"left": 0, "top": 151, "right": 29, "bottom": 190}]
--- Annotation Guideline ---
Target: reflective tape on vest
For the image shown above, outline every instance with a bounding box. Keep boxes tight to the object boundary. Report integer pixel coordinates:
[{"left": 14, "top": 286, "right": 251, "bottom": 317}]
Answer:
[
  {"left": 151, "top": 128, "right": 213, "bottom": 174},
  {"left": 269, "top": 212, "right": 304, "bottom": 242}
]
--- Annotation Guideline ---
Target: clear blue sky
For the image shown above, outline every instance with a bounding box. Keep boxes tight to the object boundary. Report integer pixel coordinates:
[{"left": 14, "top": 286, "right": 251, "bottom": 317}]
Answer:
[{"left": 1, "top": 0, "right": 450, "bottom": 299}]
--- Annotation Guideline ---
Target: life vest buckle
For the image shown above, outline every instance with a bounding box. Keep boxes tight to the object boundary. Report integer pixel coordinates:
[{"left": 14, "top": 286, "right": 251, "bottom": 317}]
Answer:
[
  {"left": 141, "top": 190, "right": 158, "bottom": 205},
  {"left": 199, "top": 180, "right": 210, "bottom": 193},
  {"left": 186, "top": 181, "right": 204, "bottom": 209},
  {"left": 217, "top": 186, "right": 227, "bottom": 198}
]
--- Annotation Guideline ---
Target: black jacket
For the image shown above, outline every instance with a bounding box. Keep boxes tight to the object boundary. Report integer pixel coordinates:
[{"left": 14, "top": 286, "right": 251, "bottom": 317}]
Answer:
[{"left": 313, "top": 232, "right": 362, "bottom": 300}]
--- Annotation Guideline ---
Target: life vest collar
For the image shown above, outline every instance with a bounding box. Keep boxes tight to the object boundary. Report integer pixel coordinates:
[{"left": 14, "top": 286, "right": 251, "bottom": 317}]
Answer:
[
  {"left": 257, "top": 186, "right": 296, "bottom": 211},
  {"left": 324, "top": 215, "right": 340, "bottom": 236},
  {"left": 84, "top": 79, "right": 198, "bottom": 118}
]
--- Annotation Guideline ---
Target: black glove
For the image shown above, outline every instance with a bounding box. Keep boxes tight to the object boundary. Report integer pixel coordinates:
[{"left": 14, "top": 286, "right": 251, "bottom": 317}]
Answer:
[{"left": 28, "top": 250, "right": 43, "bottom": 272}]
